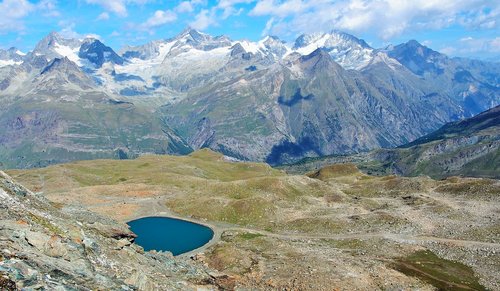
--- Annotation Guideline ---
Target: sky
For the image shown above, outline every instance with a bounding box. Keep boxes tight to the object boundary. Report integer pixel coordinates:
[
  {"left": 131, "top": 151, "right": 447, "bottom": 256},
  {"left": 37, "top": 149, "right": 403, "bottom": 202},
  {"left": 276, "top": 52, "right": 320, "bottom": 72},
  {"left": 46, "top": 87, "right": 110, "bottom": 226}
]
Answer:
[{"left": 0, "top": 0, "right": 498, "bottom": 60}]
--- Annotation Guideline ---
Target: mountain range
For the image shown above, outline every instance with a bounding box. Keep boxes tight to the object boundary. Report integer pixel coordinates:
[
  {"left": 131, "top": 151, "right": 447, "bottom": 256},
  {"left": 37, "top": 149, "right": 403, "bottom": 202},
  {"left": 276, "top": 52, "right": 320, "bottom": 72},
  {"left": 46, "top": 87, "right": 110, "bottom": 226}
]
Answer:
[{"left": 0, "top": 28, "right": 498, "bottom": 168}]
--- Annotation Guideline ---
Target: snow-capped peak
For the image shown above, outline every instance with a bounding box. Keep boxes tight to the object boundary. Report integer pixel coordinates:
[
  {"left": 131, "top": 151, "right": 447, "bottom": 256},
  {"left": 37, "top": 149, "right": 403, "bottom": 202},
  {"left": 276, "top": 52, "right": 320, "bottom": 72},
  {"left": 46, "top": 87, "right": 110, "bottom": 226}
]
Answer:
[
  {"left": 230, "top": 36, "right": 290, "bottom": 60},
  {"left": 53, "top": 42, "right": 82, "bottom": 65},
  {"left": 174, "top": 27, "right": 212, "bottom": 43},
  {"left": 0, "top": 47, "right": 26, "bottom": 67},
  {"left": 30, "top": 32, "right": 123, "bottom": 70},
  {"left": 292, "top": 31, "right": 374, "bottom": 70}
]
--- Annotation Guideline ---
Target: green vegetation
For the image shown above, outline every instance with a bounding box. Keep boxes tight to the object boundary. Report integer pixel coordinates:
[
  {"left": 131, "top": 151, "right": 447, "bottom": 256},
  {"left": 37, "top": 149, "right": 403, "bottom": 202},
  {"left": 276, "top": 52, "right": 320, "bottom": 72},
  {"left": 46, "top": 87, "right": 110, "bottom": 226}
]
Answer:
[
  {"left": 307, "top": 163, "right": 361, "bottom": 180},
  {"left": 6, "top": 149, "right": 499, "bottom": 289},
  {"left": 393, "top": 250, "right": 486, "bottom": 290},
  {"left": 237, "top": 232, "right": 265, "bottom": 240},
  {"left": 28, "top": 212, "right": 64, "bottom": 236},
  {"left": 0, "top": 99, "right": 192, "bottom": 169},
  {"left": 435, "top": 178, "right": 499, "bottom": 199}
]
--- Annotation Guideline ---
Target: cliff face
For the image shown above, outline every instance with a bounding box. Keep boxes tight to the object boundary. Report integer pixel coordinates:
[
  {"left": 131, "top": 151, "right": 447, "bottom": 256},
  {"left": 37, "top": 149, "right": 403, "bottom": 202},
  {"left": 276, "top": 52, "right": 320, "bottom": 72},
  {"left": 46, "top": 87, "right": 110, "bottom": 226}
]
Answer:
[{"left": 0, "top": 171, "right": 216, "bottom": 290}]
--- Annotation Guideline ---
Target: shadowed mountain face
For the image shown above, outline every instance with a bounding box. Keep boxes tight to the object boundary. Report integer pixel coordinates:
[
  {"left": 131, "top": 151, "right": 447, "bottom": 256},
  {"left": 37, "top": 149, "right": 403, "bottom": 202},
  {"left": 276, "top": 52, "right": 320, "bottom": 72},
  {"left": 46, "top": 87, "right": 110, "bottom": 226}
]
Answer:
[
  {"left": 283, "top": 106, "right": 500, "bottom": 179},
  {"left": 0, "top": 29, "right": 498, "bottom": 168},
  {"left": 369, "top": 105, "right": 500, "bottom": 178},
  {"left": 79, "top": 39, "right": 124, "bottom": 68},
  {"left": 163, "top": 46, "right": 497, "bottom": 165},
  {"left": 387, "top": 40, "right": 447, "bottom": 76}
]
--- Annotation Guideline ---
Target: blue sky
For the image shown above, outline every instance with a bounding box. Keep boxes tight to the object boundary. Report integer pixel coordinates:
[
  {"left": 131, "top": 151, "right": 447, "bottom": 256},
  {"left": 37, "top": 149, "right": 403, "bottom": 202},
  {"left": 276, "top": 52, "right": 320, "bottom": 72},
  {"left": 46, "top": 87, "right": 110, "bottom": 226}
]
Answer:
[{"left": 0, "top": 0, "right": 498, "bottom": 60}]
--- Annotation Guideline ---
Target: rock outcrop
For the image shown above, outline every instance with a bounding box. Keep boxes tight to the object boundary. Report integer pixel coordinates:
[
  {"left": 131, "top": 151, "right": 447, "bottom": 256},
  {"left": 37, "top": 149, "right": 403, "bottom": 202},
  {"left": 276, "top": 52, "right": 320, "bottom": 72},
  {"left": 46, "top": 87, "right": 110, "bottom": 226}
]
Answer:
[{"left": 0, "top": 171, "right": 217, "bottom": 290}]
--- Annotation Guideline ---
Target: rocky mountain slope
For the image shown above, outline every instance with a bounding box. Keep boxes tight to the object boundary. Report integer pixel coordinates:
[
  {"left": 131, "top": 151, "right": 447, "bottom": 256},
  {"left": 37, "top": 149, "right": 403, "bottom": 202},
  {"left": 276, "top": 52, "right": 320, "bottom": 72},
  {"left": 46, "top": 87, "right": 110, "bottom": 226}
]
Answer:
[
  {"left": 163, "top": 45, "right": 495, "bottom": 165},
  {"left": 372, "top": 104, "right": 500, "bottom": 178},
  {"left": 0, "top": 28, "right": 498, "bottom": 168},
  {"left": 0, "top": 171, "right": 221, "bottom": 290},
  {"left": 0, "top": 36, "right": 192, "bottom": 168},
  {"left": 283, "top": 105, "right": 500, "bottom": 179}
]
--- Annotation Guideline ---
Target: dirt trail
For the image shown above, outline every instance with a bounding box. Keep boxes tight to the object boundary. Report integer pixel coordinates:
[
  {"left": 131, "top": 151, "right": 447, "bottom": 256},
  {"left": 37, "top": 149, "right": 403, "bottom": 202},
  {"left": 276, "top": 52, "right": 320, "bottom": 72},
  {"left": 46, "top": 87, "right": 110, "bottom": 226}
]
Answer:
[
  {"left": 225, "top": 227, "right": 500, "bottom": 248},
  {"left": 103, "top": 195, "right": 500, "bottom": 257}
]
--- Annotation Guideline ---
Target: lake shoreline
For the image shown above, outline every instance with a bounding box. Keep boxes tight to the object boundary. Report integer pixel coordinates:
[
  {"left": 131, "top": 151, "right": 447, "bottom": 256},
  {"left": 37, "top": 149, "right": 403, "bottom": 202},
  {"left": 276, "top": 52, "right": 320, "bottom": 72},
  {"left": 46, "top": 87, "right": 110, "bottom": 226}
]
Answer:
[{"left": 125, "top": 210, "right": 223, "bottom": 258}]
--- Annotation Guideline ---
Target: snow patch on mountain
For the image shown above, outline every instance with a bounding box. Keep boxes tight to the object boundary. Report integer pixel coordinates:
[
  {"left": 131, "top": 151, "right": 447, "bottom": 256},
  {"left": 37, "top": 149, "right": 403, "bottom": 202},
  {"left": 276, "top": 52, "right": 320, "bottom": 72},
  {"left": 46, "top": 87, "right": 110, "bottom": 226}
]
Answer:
[
  {"left": 292, "top": 31, "right": 374, "bottom": 70},
  {"left": 0, "top": 60, "right": 22, "bottom": 67},
  {"left": 236, "top": 40, "right": 261, "bottom": 54},
  {"left": 53, "top": 43, "right": 82, "bottom": 66},
  {"left": 366, "top": 52, "right": 404, "bottom": 70}
]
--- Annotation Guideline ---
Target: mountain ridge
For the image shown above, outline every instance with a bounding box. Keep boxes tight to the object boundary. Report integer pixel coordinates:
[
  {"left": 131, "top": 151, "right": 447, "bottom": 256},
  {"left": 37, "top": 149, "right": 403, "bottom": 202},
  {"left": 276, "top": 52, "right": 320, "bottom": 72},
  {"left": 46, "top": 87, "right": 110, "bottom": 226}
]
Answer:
[
  {"left": 282, "top": 105, "right": 500, "bottom": 179},
  {"left": 0, "top": 28, "right": 498, "bottom": 168}
]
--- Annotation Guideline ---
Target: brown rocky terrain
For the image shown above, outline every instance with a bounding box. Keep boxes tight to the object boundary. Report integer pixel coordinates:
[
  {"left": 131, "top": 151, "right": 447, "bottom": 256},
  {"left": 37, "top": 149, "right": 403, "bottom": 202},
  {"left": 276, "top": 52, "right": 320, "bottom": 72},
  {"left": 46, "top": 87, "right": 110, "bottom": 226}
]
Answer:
[
  {"left": 0, "top": 171, "right": 222, "bottom": 290},
  {"left": 4, "top": 150, "right": 499, "bottom": 290}
]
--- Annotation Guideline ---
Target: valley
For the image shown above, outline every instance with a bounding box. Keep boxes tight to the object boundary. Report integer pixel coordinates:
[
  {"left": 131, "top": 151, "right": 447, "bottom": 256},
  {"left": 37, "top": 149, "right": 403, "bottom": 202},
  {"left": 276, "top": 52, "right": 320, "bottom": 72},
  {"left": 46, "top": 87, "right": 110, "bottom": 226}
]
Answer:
[
  {"left": 6, "top": 149, "right": 500, "bottom": 290},
  {"left": 284, "top": 105, "right": 500, "bottom": 179}
]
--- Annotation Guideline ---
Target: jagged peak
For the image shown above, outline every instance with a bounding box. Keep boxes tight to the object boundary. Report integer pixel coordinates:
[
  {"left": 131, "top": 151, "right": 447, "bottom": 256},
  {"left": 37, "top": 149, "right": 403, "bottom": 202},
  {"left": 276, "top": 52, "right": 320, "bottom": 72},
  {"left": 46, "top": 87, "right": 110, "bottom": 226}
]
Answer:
[
  {"left": 46, "top": 31, "right": 62, "bottom": 40},
  {"left": 294, "top": 30, "right": 372, "bottom": 50},
  {"left": 293, "top": 32, "right": 324, "bottom": 49},
  {"left": 40, "top": 56, "right": 80, "bottom": 74},
  {"left": 80, "top": 38, "right": 106, "bottom": 48},
  {"left": 35, "top": 31, "right": 62, "bottom": 48},
  {"left": 299, "top": 47, "right": 333, "bottom": 62},
  {"left": 81, "top": 37, "right": 101, "bottom": 44},
  {"left": 405, "top": 39, "right": 423, "bottom": 47},
  {"left": 391, "top": 39, "right": 445, "bottom": 59},
  {"left": 329, "top": 29, "right": 371, "bottom": 48},
  {"left": 260, "top": 35, "right": 286, "bottom": 46},
  {"left": 394, "top": 39, "right": 435, "bottom": 53},
  {"left": 0, "top": 47, "right": 25, "bottom": 60},
  {"left": 6, "top": 47, "right": 19, "bottom": 53},
  {"left": 175, "top": 27, "right": 212, "bottom": 42}
]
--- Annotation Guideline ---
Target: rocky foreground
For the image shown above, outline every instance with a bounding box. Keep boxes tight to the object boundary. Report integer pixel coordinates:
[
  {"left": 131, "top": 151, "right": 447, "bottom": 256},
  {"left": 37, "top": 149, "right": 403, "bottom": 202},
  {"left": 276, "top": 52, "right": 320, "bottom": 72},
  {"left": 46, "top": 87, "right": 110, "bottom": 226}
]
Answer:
[
  {"left": 0, "top": 171, "right": 226, "bottom": 290},
  {"left": 5, "top": 150, "right": 500, "bottom": 290}
]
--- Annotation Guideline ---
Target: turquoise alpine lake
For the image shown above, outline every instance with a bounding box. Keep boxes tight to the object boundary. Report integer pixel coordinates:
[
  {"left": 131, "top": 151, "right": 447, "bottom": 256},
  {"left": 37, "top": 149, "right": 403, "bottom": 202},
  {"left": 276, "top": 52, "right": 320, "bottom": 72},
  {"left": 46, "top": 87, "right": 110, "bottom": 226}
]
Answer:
[{"left": 127, "top": 217, "right": 214, "bottom": 256}]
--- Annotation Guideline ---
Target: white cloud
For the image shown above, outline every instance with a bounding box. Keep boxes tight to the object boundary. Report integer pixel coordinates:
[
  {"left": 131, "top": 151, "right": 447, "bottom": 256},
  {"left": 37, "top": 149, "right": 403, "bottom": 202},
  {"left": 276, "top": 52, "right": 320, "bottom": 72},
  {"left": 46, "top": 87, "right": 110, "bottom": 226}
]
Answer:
[
  {"left": 58, "top": 22, "right": 102, "bottom": 40},
  {"left": 84, "top": 0, "right": 154, "bottom": 17},
  {"left": 0, "top": 0, "right": 60, "bottom": 33},
  {"left": 176, "top": 1, "right": 195, "bottom": 13},
  {"left": 217, "top": 0, "right": 253, "bottom": 19},
  {"left": 439, "top": 46, "right": 456, "bottom": 56},
  {"left": 85, "top": 0, "right": 128, "bottom": 17},
  {"left": 251, "top": 0, "right": 308, "bottom": 18},
  {"left": 261, "top": 17, "right": 274, "bottom": 37},
  {"left": 180, "top": 0, "right": 251, "bottom": 30},
  {"left": 249, "top": 0, "right": 499, "bottom": 40},
  {"left": 421, "top": 40, "right": 433, "bottom": 46},
  {"left": 140, "top": 10, "right": 177, "bottom": 30},
  {"left": 459, "top": 36, "right": 500, "bottom": 53},
  {"left": 37, "top": 0, "right": 60, "bottom": 17},
  {"left": 97, "top": 12, "right": 110, "bottom": 21},
  {"left": 190, "top": 9, "right": 217, "bottom": 30},
  {"left": 0, "top": 0, "right": 35, "bottom": 32},
  {"left": 0, "top": 0, "right": 34, "bottom": 18},
  {"left": 85, "top": 33, "right": 102, "bottom": 40},
  {"left": 440, "top": 36, "right": 500, "bottom": 58}
]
